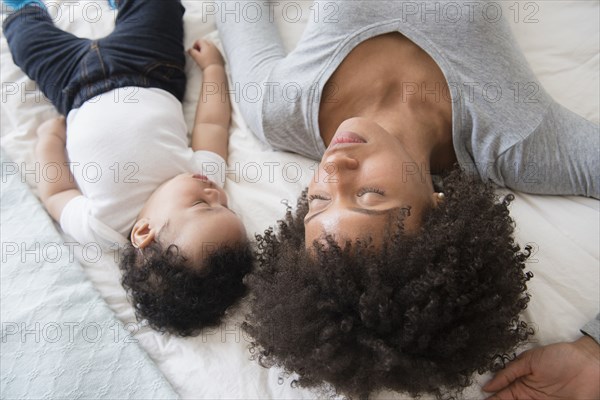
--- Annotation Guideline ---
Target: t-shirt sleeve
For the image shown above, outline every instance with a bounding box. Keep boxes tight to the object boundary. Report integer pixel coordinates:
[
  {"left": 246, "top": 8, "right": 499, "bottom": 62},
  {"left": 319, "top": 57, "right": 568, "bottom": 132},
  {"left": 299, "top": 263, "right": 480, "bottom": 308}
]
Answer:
[
  {"left": 192, "top": 150, "right": 227, "bottom": 188},
  {"left": 216, "top": 0, "right": 285, "bottom": 142},
  {"left": 581, "top": 313, "right": 600, "bottom": 344},
  {"left": 59, "top": 195, "right": 98, "bottom": 244},
  {"left": 495, "top": 102, "right": 599, "bottom": 199}
]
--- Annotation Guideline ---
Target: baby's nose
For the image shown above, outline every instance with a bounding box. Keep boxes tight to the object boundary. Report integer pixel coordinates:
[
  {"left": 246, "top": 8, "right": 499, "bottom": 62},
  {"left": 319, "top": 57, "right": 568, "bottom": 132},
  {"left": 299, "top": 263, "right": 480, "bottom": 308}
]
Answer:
[{"left": 202, "top": 188, "right": 227, "bottom": 206}]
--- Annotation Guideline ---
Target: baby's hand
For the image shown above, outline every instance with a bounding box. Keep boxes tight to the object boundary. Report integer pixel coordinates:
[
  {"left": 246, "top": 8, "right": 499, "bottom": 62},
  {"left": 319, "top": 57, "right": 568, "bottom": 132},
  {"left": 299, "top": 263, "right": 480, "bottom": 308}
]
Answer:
[
  {"left": 37, "top": 116, "right": 66, "bottom": 143},
  {"left": 188, "top": 39, "right": 225, "bottom": 70}
]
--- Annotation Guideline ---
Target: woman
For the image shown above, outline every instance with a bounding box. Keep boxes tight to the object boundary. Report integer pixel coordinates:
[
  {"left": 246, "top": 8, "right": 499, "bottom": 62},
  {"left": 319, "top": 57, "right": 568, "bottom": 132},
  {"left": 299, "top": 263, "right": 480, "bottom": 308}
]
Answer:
[{"left": 217, "top": 1, "right": 599, "bottom": 398}]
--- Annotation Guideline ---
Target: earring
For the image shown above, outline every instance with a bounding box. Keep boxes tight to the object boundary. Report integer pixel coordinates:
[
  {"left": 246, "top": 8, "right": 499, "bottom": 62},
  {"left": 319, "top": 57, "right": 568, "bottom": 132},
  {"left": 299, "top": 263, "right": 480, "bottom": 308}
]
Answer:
[{"left": 437, "top": 192, "right": 445, "bottom": 200}]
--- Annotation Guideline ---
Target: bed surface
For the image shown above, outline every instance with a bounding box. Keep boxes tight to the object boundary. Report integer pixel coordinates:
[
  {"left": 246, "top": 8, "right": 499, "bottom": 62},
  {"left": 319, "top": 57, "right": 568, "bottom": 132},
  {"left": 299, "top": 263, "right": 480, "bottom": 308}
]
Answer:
[
  {"left": 1, "top": 1, "right": 598, "bottom": 399},
  {"left": 1, "top": 149, "right": 178, "bottom": 399}
]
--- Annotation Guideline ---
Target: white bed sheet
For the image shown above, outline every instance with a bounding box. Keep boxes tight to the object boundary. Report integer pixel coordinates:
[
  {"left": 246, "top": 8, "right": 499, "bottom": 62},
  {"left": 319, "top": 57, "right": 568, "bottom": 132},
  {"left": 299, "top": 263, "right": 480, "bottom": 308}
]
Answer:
[
  {"left": 1, "top": 1, "right": 598, "bottom": 399},
  {"left": 0, "top": 148, "right": 178, "bottom": 399}
]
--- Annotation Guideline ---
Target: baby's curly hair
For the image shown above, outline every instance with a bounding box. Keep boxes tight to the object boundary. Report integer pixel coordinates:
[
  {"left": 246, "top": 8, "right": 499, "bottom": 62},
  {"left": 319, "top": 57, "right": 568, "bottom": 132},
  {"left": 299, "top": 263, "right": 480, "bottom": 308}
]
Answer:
[
  {"left": 120, "top": 240, "right": 253, "bottom": 337},
  {"left": 244, "top": 168, "right": 534, "bottom": 399}
]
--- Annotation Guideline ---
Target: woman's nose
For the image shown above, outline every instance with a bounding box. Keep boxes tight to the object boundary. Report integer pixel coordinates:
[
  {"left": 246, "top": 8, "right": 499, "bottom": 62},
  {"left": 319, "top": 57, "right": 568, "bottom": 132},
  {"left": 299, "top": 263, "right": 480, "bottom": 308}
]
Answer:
[{"left": 323, "top": 153, "right": 359, "bottom": 171}]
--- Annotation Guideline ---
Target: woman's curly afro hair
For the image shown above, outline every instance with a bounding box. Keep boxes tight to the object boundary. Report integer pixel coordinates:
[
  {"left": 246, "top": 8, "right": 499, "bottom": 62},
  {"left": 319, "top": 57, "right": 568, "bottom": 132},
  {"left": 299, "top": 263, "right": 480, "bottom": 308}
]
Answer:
[
  {"left": 120, "top": 240, "right": 253, "bottom": 337},
  {"left": 243, "top": 168, "right": 534, "bottom": 399}
]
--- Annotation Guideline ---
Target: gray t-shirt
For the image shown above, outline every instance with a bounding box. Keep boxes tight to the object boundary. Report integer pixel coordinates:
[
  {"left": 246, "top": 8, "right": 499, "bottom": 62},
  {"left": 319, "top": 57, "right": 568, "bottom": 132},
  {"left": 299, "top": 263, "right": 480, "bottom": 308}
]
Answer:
[
  {"left": 217, "top": 0, "right": 599, "bottom": 198},
  {"left": 581, "top": 313, "right": 600, "bottom": 344}
]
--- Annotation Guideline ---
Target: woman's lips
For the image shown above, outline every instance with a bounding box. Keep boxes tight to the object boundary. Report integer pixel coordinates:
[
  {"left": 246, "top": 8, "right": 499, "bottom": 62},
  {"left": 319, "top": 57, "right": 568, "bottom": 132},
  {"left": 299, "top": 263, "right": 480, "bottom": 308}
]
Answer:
[{"left": 331, "top": 131, "right": 367, "bottom": 145}]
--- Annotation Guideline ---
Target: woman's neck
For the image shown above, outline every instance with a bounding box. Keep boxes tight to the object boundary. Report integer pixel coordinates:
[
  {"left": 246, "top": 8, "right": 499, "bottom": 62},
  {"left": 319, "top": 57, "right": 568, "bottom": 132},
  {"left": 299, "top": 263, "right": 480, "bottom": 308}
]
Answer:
[
  {"left": 319, "top": 32, "right": 456, "bottom": 174},
  {"left": 373, "top": 104, "right": 455, "bottom": 174}
]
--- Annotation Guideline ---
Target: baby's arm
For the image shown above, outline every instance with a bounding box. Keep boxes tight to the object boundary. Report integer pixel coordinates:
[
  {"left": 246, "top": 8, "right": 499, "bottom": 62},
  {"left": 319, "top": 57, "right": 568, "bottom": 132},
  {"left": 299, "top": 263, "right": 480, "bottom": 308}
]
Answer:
[
  {"left": 35, "top": 117, "right": 82, "bottom": 221},
  {"left": 188, "top": 39, "right": 231, "bottom": 162}
]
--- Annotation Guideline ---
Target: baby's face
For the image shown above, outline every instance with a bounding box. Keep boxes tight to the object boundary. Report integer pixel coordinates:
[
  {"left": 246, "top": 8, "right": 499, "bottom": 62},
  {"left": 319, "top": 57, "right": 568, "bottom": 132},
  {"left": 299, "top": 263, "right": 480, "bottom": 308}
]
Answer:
[{"left": 139, "top": 173, "right": 247, "bottom": 263}]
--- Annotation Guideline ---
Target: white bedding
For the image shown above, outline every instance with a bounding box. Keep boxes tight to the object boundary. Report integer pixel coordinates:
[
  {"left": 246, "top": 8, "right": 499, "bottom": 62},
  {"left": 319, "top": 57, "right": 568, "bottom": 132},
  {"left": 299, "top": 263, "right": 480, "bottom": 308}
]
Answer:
[
  {"left": 0, "top": 148, "right": 178, "bottom": 399},
  {"left": 1, "top": 1, "right": 598, "bottom": 399}
]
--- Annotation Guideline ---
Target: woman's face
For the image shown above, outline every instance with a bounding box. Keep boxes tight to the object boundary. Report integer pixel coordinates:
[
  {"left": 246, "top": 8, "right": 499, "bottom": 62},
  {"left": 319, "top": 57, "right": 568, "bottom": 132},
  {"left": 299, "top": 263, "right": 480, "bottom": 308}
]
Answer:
[{"left": 305, "top": 117, "right": 438, "bottom": 248}]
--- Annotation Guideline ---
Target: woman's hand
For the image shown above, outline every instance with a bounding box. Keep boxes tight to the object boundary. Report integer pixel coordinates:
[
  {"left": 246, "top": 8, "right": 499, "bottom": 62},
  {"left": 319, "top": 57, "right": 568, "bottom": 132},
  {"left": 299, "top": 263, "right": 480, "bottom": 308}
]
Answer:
[
  {"left": 483, "top": 335, "right": 600, "bottom": 399},
  {"left": 188, "top": 39, "right": 225, "bottom": 70}
]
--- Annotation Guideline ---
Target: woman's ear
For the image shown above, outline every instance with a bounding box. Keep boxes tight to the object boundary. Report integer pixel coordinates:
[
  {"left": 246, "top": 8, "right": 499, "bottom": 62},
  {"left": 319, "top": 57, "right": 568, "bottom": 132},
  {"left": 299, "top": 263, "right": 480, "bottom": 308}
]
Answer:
[
  {"left": 130, "top": 218, "right": 156, "bottom": 249},
  {"left": 432, "top": 192, "right": 445, "bottom": 207}
]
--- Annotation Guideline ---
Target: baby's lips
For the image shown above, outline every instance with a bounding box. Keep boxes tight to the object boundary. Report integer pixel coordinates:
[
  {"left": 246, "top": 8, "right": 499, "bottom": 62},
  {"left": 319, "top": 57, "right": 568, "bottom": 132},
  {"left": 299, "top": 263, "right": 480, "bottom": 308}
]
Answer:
[{"left": 192, "top": 174, "right": 209, "bottom": 182}]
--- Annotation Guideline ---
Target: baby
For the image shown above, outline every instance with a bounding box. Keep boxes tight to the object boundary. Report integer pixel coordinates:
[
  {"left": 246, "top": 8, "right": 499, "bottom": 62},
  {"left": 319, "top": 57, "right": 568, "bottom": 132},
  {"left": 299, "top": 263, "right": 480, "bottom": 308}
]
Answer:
[{"left": 3, "top": 0, "right": 252, "bottom": 336}]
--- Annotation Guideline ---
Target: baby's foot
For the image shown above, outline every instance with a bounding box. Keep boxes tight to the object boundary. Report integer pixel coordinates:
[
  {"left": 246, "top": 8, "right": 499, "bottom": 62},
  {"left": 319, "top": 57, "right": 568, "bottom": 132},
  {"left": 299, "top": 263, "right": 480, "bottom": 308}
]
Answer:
[{"left": 2, "top": 0, "right": 45, "bottom": 11}]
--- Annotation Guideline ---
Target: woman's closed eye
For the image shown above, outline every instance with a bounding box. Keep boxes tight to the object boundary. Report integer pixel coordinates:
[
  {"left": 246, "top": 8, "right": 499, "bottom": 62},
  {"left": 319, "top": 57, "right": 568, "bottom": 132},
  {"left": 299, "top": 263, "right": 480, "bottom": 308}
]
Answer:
[
  {"left": 357, "top": 187, "right": 385, "bottom": 197},
  {"left": 308, "top": 188, "right": 385, "bottom": 203},
  {"left": 357, "top": 187, "right": 386, "bottom": 206},
  {"left": 308, "top": 193, "right": 329, "bottom": 202}
]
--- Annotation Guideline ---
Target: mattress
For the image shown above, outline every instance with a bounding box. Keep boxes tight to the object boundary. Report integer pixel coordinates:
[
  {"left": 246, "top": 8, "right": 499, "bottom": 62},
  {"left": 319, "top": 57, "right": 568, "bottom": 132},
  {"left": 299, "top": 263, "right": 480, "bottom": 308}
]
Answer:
[{"left": 1, "top": 1, "right": 598, "bottom": 399}]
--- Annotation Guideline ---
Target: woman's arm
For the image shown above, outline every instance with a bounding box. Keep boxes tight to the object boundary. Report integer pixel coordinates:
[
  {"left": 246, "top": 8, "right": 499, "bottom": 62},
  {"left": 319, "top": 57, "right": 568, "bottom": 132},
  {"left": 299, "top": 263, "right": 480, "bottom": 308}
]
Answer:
[
  {"left": 189, "top": 39, "right": 231, "bottom": 161},
  {"left": 35, "top": 117, "right": 82, "bottom": 221},
  {"left": 215, "top": 0, "right": 286, "bottom": 139},
  {"left": 497, "top": 102, "right": 599, "bottom": 199}
]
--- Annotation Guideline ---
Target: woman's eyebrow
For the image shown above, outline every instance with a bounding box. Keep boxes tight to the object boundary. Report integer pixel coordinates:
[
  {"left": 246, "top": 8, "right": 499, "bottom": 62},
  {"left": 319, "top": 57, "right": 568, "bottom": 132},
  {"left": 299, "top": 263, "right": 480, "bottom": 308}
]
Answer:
[{"left": 304, "top": 207, "right": 401, "bottom": 225}]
